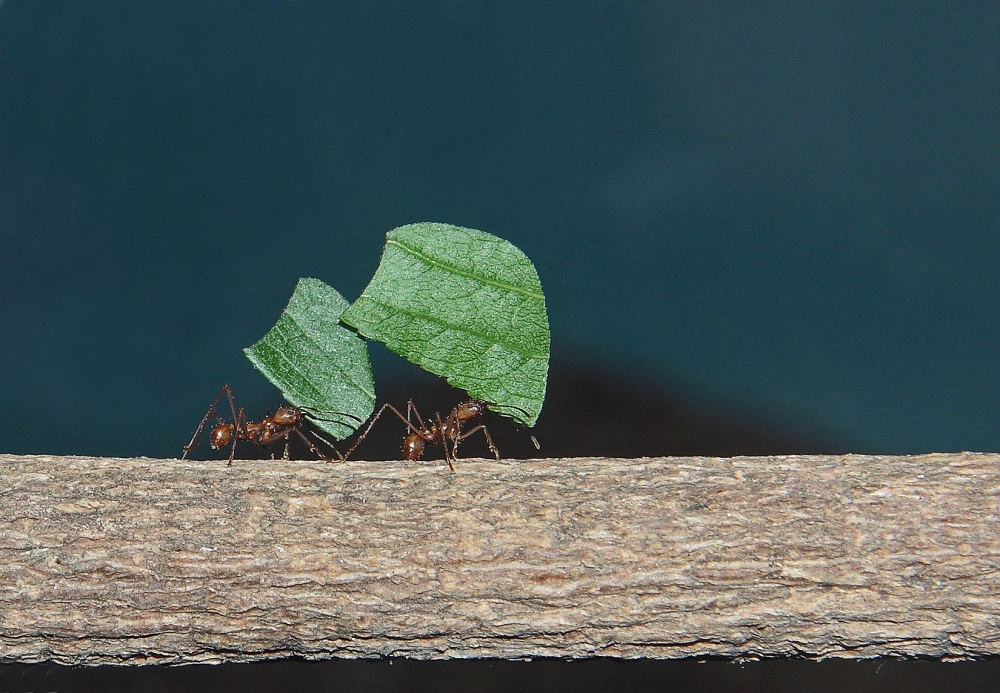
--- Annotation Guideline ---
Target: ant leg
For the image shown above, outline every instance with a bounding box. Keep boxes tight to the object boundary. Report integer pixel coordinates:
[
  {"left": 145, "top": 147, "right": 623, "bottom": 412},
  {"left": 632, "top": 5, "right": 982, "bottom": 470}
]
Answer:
[
  {"left": 228, "top": 406, "right": 246, "bottom": 466},
  {"left": 182, "top": 384, "right": 231, "bottom": 459},
  {"left": 254, "top": 425, "right": 282, "bottom": 446},
  {"left": 457, "top": 424, "right": 500, "bottom": 461},
  {"left": 292, "top": 427, "right": 341, "bottom": 463},
  {"left": 224, "top": 386, "right": 239, "bottom": 429},
  {"left": 262, "top": 423, "right": 342, "bottom": 463},
  {"left": 304, "top": 426, "right": 346, "bottom": 462},
  {"left": 435, "top": 411, "right": 455, "bottom": 473},
  {"left": 256, "top": 425, "right": 293, "bottom": 460},
  {"left": 342, "top": 403, "right": 415, "bottom": 460},
  {"left": 255, "top": 427, "right": 290, "bottom": 460},
  {"left": 445, "top": 407, "right": 466, "bottom": 462},
  {"left": 406, "top": 400, "right": 427, "bottom": 430},
  {"left": 467, "top": 401, "right": 538, "bottom": 455}
]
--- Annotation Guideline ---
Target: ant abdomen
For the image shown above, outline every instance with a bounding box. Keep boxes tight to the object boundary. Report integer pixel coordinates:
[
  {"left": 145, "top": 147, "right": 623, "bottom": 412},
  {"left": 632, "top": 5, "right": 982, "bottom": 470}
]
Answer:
[
  {"left": 210, "top": 424, "right": 234, "bottom": 449},
  {"left": 403, "top": 433, "right": 425, "bottom": 461}
]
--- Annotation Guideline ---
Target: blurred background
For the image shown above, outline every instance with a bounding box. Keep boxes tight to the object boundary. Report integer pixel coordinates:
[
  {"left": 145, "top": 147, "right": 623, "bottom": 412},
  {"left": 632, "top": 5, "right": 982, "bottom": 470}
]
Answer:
[
  {"left": 1, "top": 1, "right": 999, "bottom": 689},
  {"left": 2, "top": 1, "right": 998, "bottom": 461},
  {"left": 2, "top": 0, "right": 1000, "bottom": 460}
]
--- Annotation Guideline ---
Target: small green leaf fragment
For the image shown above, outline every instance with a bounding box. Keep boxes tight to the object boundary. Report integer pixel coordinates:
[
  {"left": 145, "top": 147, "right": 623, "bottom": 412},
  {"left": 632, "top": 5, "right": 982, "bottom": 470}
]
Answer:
[
  {"left": 341, "top": 223, "right": 549, "bottom": 426},
  {"left": 244, "top": 277, "right": 375, "bottom": 439}
]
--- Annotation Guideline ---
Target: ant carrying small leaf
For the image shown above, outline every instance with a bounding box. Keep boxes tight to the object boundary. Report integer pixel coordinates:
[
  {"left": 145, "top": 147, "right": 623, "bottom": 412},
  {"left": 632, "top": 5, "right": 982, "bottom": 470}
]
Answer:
[
  {"left": 181, "top": 384, "right": 361, "bottom": 465},
  {"left": 342, "top": 398, "right": 540, "bottom": 471}
]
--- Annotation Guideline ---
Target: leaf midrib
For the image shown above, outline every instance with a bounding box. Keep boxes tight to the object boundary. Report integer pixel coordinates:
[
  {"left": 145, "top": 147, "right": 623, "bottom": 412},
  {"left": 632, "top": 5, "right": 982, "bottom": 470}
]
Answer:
[
  {"left": 359, "top": 295, "right": 549, "bottom": 361},
  {"left": 387, "top": 238, "right": 545, "bottom": 301}
]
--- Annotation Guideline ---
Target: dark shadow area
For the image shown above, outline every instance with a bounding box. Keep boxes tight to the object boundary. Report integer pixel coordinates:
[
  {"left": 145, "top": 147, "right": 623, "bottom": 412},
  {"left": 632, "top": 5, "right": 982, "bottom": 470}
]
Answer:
[
  {"left": 344, "top": 358, "right": 850, "bottom": 463},
  {"left": 4, "top": 657, "right": 1000, "bottom": 693}
]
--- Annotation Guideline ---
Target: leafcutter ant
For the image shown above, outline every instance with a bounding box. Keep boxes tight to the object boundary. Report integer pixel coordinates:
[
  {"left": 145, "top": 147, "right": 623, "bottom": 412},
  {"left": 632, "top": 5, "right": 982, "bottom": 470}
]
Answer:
[
  {"left": 343, "top": 399, "right": 539, "bottom": 471},
  {"left": 181, "top": 384, "right": 360, "bottom": 465}
]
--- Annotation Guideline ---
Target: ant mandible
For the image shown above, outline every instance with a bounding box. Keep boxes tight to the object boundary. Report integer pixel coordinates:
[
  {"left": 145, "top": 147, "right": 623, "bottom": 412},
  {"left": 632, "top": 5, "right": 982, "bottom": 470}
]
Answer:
[
  {"left": 181, "top": 384, "right": 359, "bottom": 465},
  {"left": 342, "top": 399, "right": 539, "bottom": 471}
]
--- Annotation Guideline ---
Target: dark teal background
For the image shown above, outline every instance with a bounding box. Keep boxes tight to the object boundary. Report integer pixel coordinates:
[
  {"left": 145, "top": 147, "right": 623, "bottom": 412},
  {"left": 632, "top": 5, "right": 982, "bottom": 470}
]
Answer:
[{"left": 2, "top": 1, "right": 998, "bottom": 457}]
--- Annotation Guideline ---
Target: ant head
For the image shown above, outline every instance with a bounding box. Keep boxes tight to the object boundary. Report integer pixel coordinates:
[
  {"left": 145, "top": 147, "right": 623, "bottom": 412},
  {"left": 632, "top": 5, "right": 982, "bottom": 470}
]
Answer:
[
  {"left": 272, "top": 406, "right": 303, "bottom": 426},
  {"left": 456, "top": 400, "right": 489, "bottom": 420},
  {"left": 210, "top": 423, "right": 234, "bottom": 449}
]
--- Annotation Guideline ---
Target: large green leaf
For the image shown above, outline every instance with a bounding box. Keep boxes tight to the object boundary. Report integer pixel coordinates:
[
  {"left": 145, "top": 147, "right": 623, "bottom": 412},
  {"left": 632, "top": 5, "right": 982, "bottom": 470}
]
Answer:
[
  {"left": 244, "top": 277, "right": 375, "bottom": 439},
  {"left": 341, "top": 223, "right": 549, "bottom": 426}
]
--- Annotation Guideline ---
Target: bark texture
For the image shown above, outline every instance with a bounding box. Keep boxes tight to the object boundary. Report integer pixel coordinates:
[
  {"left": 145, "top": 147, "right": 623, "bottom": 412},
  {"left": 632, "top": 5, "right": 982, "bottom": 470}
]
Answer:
[{"left": 1, "top": 452, "right": 999, "bottom": 664}]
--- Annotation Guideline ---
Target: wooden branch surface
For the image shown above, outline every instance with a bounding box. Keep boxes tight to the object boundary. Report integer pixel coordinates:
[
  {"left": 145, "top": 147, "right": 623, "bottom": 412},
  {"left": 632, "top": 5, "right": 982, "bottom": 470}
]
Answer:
[{"left": 2, "top": 452, "right": 999, "bottom": 664}]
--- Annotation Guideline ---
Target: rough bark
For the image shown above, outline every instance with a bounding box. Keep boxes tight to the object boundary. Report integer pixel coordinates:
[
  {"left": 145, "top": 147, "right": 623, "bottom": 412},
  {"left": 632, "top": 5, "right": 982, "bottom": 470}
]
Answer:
[{"left": 1, "top": 452, "right": 998, "bottom": 665}]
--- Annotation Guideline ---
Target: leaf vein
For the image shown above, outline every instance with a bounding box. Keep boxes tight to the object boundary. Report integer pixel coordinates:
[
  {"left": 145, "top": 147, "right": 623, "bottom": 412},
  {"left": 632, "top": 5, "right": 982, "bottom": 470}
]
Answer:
[
  {"left": 362, "top": 296, "right": 548, "bottom": 361},
  {"left": 387, "top": 238, "right": 545, "bottom": 300}
]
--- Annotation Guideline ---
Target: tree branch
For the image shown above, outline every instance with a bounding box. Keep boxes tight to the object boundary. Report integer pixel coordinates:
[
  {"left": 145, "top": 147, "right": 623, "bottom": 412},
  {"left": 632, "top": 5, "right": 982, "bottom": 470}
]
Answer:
[{"left": 1, "top": 453, "right": 998, "bottom": 664}]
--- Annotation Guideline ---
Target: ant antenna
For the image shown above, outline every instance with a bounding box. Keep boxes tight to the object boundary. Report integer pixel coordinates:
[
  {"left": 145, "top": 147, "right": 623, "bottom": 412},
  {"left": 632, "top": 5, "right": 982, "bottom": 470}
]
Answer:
[
  {"left": 482, "top": 401, "right": 541, "bottom": 450},
  {"left": 298, "top": 406, "right": 364, "bottom": 427},
  {"left": 481, "top": 401, "right": 534, "bottom": 421}
]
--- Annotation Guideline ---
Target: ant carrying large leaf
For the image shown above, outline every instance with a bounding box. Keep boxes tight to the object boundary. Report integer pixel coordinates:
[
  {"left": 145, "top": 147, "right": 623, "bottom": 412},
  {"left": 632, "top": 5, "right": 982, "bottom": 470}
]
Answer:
[
  {"left": 342, "top": 399, "right": 539, "bottom": 471},
  {"left": 182, "top": 385, "right": 361, "bottom": 465}
]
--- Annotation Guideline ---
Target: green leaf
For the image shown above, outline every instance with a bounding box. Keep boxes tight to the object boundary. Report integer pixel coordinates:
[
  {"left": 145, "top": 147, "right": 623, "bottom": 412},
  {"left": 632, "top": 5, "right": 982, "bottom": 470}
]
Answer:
[
  {"left": 244, "top": 277, "right": 375, "bottom": 439},
  {"left": 341, "top": 222, "right": 549, "bottom": 426}
]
